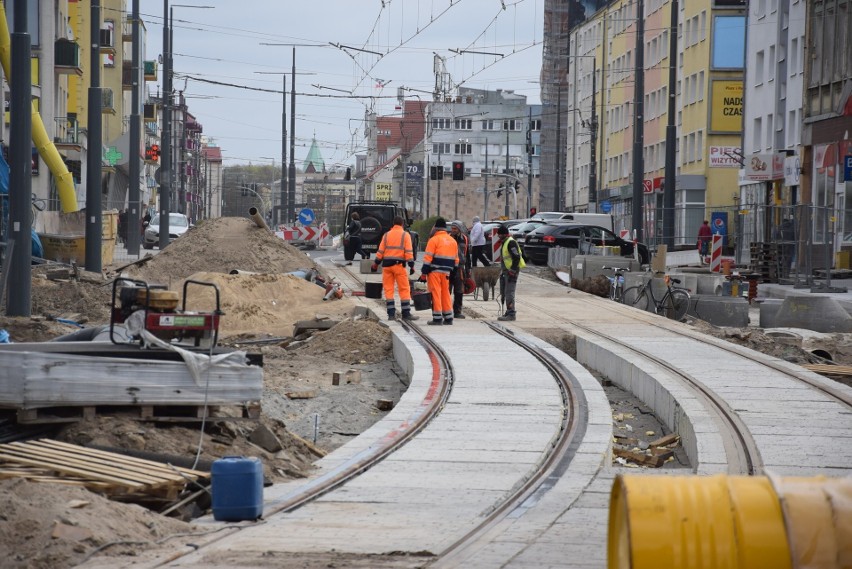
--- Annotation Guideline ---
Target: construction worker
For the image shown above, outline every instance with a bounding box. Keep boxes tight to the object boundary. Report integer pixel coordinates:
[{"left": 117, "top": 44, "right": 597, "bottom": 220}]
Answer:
[
  {"left": 449, "top": 220, "right": 471, "bottom": 319},
  {"left": 496, "top": 223, "right": 525, "bottom": 321},
  {"left": 419, "top": 217, "right": 459, "bottom": 325},
  {"left": 371, "top": 216, "right": 418, "bottom": 321}
]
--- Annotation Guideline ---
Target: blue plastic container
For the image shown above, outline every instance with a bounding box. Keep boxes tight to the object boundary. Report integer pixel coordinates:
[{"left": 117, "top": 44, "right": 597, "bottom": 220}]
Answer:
[{"left": 211, "top": 456, "right": 263, "bottom": 521}]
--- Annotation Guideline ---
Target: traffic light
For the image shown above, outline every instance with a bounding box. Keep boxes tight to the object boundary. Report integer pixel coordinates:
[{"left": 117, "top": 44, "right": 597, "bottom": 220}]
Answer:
[
  {"left": 430, "top": 165, "right": 444, "bottom": 180},
  {"left": 452, "top": 161, "right": 464, "bottom": 181},
  {"left": 344, "top": 167, "right": 351, "bottom": 181}
]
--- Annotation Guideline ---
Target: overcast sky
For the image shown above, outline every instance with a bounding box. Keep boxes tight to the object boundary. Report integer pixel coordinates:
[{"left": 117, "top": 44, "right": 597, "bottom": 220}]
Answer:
[{"left": 139, "top": 0, "right": 545, "bottom": 171}]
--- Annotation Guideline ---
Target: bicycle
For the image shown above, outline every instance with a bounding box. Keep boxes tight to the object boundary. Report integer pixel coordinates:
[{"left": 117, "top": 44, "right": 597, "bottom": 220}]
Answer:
[
  {"left": 602, "top": 265, "right": 630, "bottom": 302},
  {"left": 622, "top": 274, "right": 691, "bottom": 321}
]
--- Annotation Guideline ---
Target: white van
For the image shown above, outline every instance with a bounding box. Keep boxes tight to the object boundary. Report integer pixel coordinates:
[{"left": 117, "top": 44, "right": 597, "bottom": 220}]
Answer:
[{"left": 530, "top": 212, "right": 614, "bottom": 231}]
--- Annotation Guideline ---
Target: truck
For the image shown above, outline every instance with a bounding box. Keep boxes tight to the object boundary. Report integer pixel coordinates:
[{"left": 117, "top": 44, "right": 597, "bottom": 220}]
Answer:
[{"left": 343, "top": 201, "right": 419, "bottom": 261}]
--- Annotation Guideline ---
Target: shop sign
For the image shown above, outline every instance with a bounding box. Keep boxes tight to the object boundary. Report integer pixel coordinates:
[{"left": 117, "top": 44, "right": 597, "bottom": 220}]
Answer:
[{"left": 745, "top": 152, "right": 785, "bottom": 181}]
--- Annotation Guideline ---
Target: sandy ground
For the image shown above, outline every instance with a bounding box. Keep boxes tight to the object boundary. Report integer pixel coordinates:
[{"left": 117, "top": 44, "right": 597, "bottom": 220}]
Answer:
[{"left": 1, "top": 218, "right": 850, "bottom": 568}]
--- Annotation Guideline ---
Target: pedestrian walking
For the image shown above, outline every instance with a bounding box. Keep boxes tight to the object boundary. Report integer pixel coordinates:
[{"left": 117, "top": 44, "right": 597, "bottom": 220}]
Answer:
[
  {"left": 419, "top": 217, "right": 459, "bottom": 325},
  {"left": 117, "top": 209, "right": 128, "bottom": 245},
  {"left": 449, "top": 220, "right": 471, "bottom": 319},
  {"left": 697, "top": 220, "right": 712, "bottom": 265},
  {"left": 469, "top": 216, "right": 491, "bottom": 267},
  {"left": 496, "top": 223, "right": 525, "bottom": 321},
  {"left": 346, "top": 212, "right": 369, "bottom": 265},
  {"left": 371, "top": 216, "right": 418, "bottom": 321}
]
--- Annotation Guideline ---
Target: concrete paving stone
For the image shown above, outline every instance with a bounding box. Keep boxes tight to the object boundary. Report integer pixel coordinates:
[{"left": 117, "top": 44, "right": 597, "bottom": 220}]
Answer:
[
  {"left": 709, "top": 386, "right": 835, "bottom": 401},
  {"left": 747, "top": 424, "right": 852, "bottom": 437},
  {"left": 384, "top": 447, "right": 547, "bottom": 464},
  {"left": 579, "top": 422, "right": 615, "bottom": 447},
  {"left": 450, "top": 540, "right": 531, "bottom": 569},
  {"left": 315, "top": 485, "right": 507, "bottom": 507},
  {"left": 423, "top": 419, "right": 564, "bottom": 435},
  {"left": 338, "top": 461, "right": 539, "bottom": 492}
]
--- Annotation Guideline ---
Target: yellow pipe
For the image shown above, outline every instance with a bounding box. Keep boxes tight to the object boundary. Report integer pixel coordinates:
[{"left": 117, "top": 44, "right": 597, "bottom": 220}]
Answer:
[{"left": 0, "top": 8, "right": 78, "bottom": 213}]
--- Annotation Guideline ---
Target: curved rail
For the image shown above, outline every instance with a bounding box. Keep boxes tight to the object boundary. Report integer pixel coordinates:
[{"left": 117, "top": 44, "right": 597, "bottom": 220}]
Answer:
[
  {"left": 519, "top": 296, "right": 762, "bottom": 475},
  {"left": 150, "top": 319, "right": 454, "bottom": 567},
  {"left": 432, "top": 322, "right": 587, "bottom": 566}
]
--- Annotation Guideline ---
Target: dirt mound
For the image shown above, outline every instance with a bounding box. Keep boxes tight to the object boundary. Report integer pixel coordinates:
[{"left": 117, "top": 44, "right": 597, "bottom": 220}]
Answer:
[
  {"left": 295, "top": 319, "right": 392, "bottom": 364},
  {"left": 178, "top": 271, "right": 357, "bottom": 338},
  {"left": 0, "top": 477, "right": 194, "bottom": 569},
  {"left": 126, "top": 217, "right": 318, "bottom": 285}
]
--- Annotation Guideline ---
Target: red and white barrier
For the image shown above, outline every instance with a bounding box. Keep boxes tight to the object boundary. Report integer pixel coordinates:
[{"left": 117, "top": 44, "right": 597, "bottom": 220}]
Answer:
[
  {"left": 275, "top": 222, "right": 329, "bottom": 243},
  {"left": 491, "top": 227, "right": 501, "bottom": 263},
  {"left": 709, "top": 234, "right": 723, "bottom": 272}
]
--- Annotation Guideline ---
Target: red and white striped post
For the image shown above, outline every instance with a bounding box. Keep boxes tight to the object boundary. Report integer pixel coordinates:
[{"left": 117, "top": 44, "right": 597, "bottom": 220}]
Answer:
[
  {"left": 709, "top": 234, "right": 723, "bottom": 272},
  {"left": 491, "top": 228, "right": 501, "bottom": 263}
]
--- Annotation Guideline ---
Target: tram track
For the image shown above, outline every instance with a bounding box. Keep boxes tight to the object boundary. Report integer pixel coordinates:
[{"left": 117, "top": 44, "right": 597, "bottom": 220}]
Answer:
[{"left": 518, "top": 296, "right": 763, "bottom": 475}]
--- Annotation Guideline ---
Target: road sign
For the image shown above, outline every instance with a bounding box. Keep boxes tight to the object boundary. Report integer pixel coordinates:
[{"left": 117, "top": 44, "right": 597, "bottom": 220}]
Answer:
[
  {"left": 599, "top": 200, "right": 612, "bottom": 213},
  {"left": 642, "top": 179, "right": 653, "bottom": 194},
  {"left": 298, "top": 208, "right": 315, "bottom": 225},
  {"left": 844, "top": 155, "right": 852, "bottom": 182}
]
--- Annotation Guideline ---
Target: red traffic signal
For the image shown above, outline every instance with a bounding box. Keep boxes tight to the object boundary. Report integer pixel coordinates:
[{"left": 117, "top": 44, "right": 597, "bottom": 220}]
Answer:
[{"left": 452, "top": 161, "right": 465, "bottom": 181}]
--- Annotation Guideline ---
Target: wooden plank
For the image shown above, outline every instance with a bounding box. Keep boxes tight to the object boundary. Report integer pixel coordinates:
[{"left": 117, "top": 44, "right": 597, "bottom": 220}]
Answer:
[
  {"left": 30, "top": 439, "right": 208, "bottom": 479},
  {"left": 614, "top": 447, "right": 664, "bottom": 467},
  {"left": 0, "top": 451, "right": 147, "bottom": 488},
  {"left": 803, "top": 364, "right": 852, "bottom": 377},
  {"left": 0, "top": 445, "right": 161, "bottom": 487},
  {"left": 649, "top": 433, "right": 680, "bottom": 448}
]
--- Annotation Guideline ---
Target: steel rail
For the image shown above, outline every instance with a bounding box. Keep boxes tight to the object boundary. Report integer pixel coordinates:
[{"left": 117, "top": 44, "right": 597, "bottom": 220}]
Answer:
[
  {"left": 432, "top": 322, "right": 587, "bottom": 567},
  {"left": 518, "top": 296, "right": 762, "bottom": 475},
  {"left": 150, "top": 317, "right": 454, "bottom": 567}
]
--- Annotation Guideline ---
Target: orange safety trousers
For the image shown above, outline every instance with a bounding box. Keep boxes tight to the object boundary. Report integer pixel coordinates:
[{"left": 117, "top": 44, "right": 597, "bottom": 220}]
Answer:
[
  {"left": 427, "top": 272, "right": 453, "bottom": 321},
  {"left": 382, "top": 263, "right": 411, "bottom": 301}
]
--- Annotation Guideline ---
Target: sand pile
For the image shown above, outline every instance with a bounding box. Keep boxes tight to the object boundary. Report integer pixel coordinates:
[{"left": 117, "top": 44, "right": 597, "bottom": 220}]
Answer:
[
  {"left": 127, "top": 217, "right": 317, "bottom": 286},
  {"left": 179, "top": 271, "right": 356, "bottom": 338}
]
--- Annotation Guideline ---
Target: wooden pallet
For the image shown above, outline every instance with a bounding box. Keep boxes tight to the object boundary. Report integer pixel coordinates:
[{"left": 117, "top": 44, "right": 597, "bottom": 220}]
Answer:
[
  {"left": 15, "top": 402, "right": 261, "bottom": 425},
  {"left": 0, "top": 439, "right": 209, "bottom": 500}
]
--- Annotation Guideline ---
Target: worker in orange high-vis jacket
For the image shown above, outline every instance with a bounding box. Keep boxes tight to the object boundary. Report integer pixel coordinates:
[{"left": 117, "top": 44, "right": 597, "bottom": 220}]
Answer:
[
  {"left": 419, "top": 217, "right": 459, "bottom": 325},
  {"left": 371, "top": 216, "right": 418, "bottom": 321}
]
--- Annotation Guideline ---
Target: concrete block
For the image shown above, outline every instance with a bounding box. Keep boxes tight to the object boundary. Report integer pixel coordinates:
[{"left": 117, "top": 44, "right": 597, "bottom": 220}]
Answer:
[
  {"left": 695, "top": 274, "right": 726, "bottom": 295},
  {"left": 758, "top": 299, "right": 784, "bottom": 328},
  {"left": 773, "top": 296, "right": 852, "bottom": 333},
  {"left": 668, "top": 272, "right": 698, "bottom": 295},
  {"left": 689, "top": 295, "right": 750, "bottom": 327},
  {"left": 359, "top": 259, "right": 374, "bottom": 274},
  {"left": 579, "top": 255, "right": 642, "bottom": 280}
]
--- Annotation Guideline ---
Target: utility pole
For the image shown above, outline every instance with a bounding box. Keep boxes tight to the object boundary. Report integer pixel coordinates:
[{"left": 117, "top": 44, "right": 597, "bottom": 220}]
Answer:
[
  {"left": 127, "top": 0, "right": 141, "bottom": 254},
  {"left": 527, "top": 109, "right": 533, "bottom": 216},
  {"left": 588, "top": 58, "right": 598, "bottom": 212},
  {"left": 281, "top": 75, "right": 287, "bottom": 226},
  {"left": 663, "top": 0, "right": 678, "bottom": 247},
  {"left": 505, "top": 128, "right": 510, "bottom": 217},
  {"left": 453, "top": 188, "right": 465, "bottom": 219},
  {"left": 288, "top": 48, "right": 296, "bottom": 223},
  {"left": 7, "top": 0, "right": 33, "bottom": 315},
  {"left": 437, "top": 148, "right": 442, "bottom": 217},
  {"left": 554, "top": 89, "right": 562, "bottom": 212},
  {"left": 631, "top": 0, "right": 646, "bottom": 241},
  {"left": 85, "top": 0, "right": 103, "bottom": 271},
  {"left": 159, "top": 0, "right": 171, "bottom": 249},
  {"left": 483, "top": 140, "right": 489, "bottom": 220}
]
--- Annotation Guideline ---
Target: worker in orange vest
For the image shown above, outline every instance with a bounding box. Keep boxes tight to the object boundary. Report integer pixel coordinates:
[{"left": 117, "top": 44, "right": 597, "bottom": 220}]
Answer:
[
  {"left": 419, "top": 217, "right": 459, "bottom": 325},
  {"left": 371, "top": 216, "right": 418, "bottom": 321}
]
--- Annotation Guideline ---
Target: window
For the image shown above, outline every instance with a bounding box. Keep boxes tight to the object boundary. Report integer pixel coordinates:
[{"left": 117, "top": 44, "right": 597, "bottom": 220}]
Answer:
[
  {"left": 454, "top": 143, "right": 472, "bottom": 155},
  {"left": 432, "top": 118, "right": 451, "bottom": 130},
  {"left": 432, "top": 142, "right": 451, "bottom": 154},
  {"left": 454, "top": 118, "right": 472, "bottom": 130},
  {"left": 753, "top": 117, "right": 763, "bottom": 151},
  {"left": 755, "top": 50, "right": 765, "bottom": 84},
  {"left": 503, "top": 119, "right": 522, "bottom": 131},
  {"left": 530, "top": 119, "right": 542, "bottom": 131},
  {"left": 482, "top": 119, "right": 499, "bottom": 131}
]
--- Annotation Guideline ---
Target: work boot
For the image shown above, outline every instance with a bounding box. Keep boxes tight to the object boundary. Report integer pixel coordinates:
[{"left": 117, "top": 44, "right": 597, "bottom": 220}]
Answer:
[
  {"left": 388, "top": 313, "right": 397, "bottom": 321},
  {"left": 401, "top": 312, "right": 418, "bottom": 321},
  {"left": 443, "top": 318, "right": 453, "bottom": 325},
  {"left": 427, "top": 319, "right": 443, "bottom": 326},
  {"left": 497, "top": 313, "right": 516, "bottom": 321},
  {"left": 454, "top": 312, "right": 466, "bottom": 319}
]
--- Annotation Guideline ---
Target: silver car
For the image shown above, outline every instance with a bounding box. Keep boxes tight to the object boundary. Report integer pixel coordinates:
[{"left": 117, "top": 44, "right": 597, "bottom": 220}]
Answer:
[{"left": 143, "top": 213, "right": 191, "bottom": 249}]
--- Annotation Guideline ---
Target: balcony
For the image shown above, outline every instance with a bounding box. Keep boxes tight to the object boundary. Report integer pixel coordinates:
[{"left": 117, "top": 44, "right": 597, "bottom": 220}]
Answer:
[
  {"left": 102, "top": 88, "right": 115, "bottom": 115},
  {"left": 53, "top": 116, "right": 83, "bottom": 150},
  {"left": 54, "top": 39, "right": 83, "bottom": 76},
  {"left": 121, "top": 62, "right": 133, "bottom": 91}
]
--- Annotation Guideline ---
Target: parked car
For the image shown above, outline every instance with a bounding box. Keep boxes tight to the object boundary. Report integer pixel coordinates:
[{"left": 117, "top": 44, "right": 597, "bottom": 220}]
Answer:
[
  {"left": 143, "top": 212, "right": 191, "bottom": 249},
  {"left": 522, "top": 222, "right": 650, "bottom": 266},
  {"left": 508, "top": 220, "right": 545, "bottom": 239},
  {"left": 529, "top": 212, "right": 615, "bottom": 231}
]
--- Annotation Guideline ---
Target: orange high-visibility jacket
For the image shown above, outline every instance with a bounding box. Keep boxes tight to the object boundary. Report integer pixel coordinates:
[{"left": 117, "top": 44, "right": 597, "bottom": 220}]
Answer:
[
  {"left": 422, "top": 229, "right": 459, "bottom": 275},
  {"left": 375, "top": 225, "right": 415, "bottom": 267}
]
